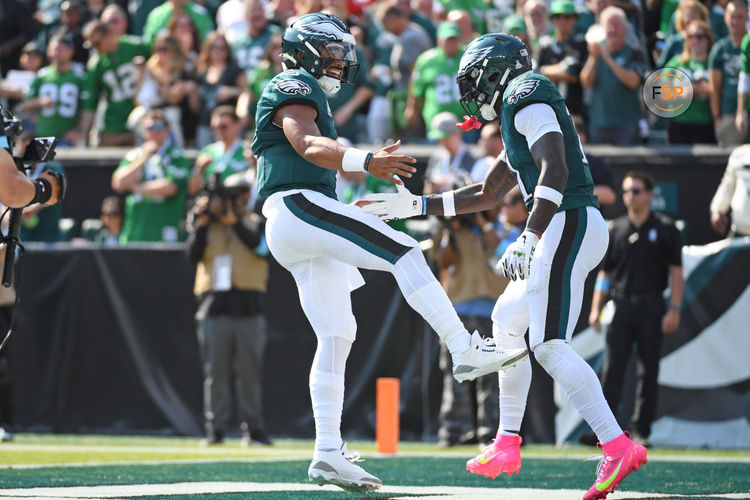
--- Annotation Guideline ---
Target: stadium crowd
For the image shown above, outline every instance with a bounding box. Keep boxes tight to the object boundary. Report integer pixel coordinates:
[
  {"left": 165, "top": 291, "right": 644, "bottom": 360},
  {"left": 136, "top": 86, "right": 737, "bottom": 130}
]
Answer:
[{"left": 0, "top": 0, "right": 748, "bottom": 243}]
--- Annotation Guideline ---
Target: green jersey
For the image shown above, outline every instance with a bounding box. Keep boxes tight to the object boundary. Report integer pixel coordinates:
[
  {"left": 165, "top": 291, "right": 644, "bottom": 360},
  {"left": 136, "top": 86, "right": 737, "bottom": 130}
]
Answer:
[
  {"left": 666, "top": 56, "right": 712, "bottom": 124},
  {"left": 142, "top": 1, "right": 214, "bottom": 45},
  {"left": 501, "top": 73, "right": 598, "bottom": 212},
  {"left": 411, "top": 47, "right": 465, "bottom": 129},
  {"left": 741, "top": 33, "right": 750, "bottom": 73},
  {"left": 116, "top": 143, "right": 191, "bottom": 243},
  {"left": 232, "top": 25, "right": 282, "bottom": 74},
  {"left": 198, "top": 139, "right": 248, "bottom": 182},
  {"left": 86, "top": 36, "right": 151, "bottom": 133},
  {"left": 26, "top": 64, "right": 90, "bottom": 138},
  {"left": 252, "top": 70, "right": 338, "bottom": 200},
  {"left": 709, "top": 36, "right": 743, "bottom": 116}
]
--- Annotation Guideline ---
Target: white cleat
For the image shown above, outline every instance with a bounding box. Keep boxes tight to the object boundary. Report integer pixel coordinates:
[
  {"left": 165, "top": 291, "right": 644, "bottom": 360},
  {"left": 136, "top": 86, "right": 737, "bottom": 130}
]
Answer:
[
  {"left": 452, "top": 331, "right": 529, "bottom": 383},
  {"left": 308, "top": 442, "right": 382, "bottom": 493}
]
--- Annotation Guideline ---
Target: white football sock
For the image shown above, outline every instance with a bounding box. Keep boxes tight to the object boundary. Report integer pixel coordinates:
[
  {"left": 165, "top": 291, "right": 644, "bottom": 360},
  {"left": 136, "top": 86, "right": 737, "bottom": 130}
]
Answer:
[
  {"left": 310, "top": 336, "right": 352, "bottom": 451},
  {"left": 496, "top": 330, "right": 531, "bottom": 434},
  {"left": 533, "top": 340, "right": 621, "bottom": 443}
]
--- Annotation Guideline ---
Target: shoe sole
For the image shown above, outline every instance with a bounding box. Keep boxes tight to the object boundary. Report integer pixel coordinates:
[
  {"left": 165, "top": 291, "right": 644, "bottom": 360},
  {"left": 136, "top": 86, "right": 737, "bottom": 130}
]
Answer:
[
  {"left": 466, "top": 459, "right": 521, "bottom": 479},
  {"left": 308, "top": 470, "right": 382, "bottom": 493},
  {"left": 587, "top": 445, "right": 648, "bottom": 500},
  {"left": 455, "top": 349, "right": 530, "bottom": 383}
]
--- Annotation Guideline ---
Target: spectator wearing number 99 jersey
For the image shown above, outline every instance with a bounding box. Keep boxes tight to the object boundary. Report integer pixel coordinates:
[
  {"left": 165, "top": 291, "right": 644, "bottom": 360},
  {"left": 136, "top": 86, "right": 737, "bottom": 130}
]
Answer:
[{"left": 21, "top": 33, "right": 91, "bottom": 147}]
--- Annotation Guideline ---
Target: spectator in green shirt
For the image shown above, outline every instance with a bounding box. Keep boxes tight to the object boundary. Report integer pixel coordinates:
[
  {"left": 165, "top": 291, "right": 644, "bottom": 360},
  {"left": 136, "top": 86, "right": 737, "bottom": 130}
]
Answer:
[
  {"left": 708, "top": 0, "right": 747, "bottom": 147},
  {"left": 81, "top": 20, "right": 152, "bottom": 146},
  {"left": 405, "top": 22, "right": 464, "bottom": 140},
  {"left": 581, "top": 6, "right": 647, "bottom": 145},
  {"left": 112, "top": 109, "right": 191, "bottom": 243},
  {"left": 666, "top": 20, "right": 716, "bottom": 144},
  {"left": 21, "top": 33, "right": 90, "bottom": 146},
  {"left": 188, "top": 106, "right": 249, "bottom": 197},
  {"left": 143, "top": 0, "right": 215, "bottom": 46}
]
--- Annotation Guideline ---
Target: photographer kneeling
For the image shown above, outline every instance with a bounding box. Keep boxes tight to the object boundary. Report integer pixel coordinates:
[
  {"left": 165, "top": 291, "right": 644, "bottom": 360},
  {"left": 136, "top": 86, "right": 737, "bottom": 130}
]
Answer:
[{"left": 185, "top": 173, "right": 272, "bottom": 447}]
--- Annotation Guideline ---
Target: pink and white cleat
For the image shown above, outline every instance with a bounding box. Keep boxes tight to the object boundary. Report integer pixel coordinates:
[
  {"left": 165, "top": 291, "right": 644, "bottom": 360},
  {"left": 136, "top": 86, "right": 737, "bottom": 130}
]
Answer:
[
  {"left": 466, "top": 433, "right": 522, "bottom": 479},
  {"left": 583, "top": 433, "right": 648, "bottom": 500}
]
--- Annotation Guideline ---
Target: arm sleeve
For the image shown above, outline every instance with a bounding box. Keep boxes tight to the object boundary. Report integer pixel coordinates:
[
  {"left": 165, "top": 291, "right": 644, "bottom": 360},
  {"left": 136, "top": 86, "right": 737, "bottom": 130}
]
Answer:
[
  {"left": 666, "top": 223, "right": 683, "bottom": 266},
  {"left": 185, "top": 224, "right": 209, "bottom": 262},
  {"left": 513, "top": 102, "right": 562, "bottom": 148},
  {"left": 232, "top": 221, "right": 261, "bottom": 250}
]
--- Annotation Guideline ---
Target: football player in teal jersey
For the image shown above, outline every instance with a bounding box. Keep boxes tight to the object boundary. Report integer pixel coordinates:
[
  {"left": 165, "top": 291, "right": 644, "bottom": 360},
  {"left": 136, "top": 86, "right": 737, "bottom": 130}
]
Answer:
[
  {"left": 362, "top": 33, "right": 647, "bottom": 500},
  {"left": 251, "top": 15, "right": 527, "bottom": 494}
]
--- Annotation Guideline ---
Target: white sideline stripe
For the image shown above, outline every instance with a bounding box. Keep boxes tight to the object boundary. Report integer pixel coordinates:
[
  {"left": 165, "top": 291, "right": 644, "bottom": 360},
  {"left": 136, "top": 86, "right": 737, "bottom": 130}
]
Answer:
[{"left": 0, "top": 482, "right": 748, "bottom": 500}]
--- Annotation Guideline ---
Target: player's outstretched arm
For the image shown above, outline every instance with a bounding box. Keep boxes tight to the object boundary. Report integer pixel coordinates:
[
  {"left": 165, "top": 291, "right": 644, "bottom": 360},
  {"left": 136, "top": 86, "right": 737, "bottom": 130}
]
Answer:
[
  {"left": 276, "top": 104, "right": 416, "bottom": 183},
  {"left": 525, "top": 131, "right": 568, "bottom": 235},
  {"left": 360, "top": 154, "right": 516, "bottom": 220},
  {"left": 424, "top": 154, "right": 517, "bottom": 215}
]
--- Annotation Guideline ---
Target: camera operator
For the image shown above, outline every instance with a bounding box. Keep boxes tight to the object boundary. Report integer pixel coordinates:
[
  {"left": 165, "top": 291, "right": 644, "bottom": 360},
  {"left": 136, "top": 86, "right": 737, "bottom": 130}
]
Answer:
[
  {"left": 0, "top": 108, "right": 62, "bottom": 209},
  {"left": 435, "top": 200, "right": 509, "bottom": 448},
  {"left": 185, "top": 172, "right": 271, "bottom": 447}
]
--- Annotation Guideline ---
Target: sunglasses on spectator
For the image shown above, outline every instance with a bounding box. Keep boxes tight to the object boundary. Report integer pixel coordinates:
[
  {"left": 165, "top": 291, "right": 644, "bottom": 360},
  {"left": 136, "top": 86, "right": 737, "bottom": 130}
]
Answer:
[
  {"left": 687, "top": 32, "right": 708, "bottom": 39},
  {"left": 622, "top": 188, "right": 643, "bottom": 195},
  {"left": 146, "top": 122, "right": 166, "bottom": 131}
]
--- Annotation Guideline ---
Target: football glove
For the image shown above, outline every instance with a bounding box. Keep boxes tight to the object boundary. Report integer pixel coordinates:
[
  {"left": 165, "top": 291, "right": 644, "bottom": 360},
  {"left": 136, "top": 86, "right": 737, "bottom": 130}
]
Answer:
[
  {"left": 496, "top": 230, "right": 540, "bottom": 280},
  {"left": 360, "top": 178, "right": 422, "bottom": 221}
]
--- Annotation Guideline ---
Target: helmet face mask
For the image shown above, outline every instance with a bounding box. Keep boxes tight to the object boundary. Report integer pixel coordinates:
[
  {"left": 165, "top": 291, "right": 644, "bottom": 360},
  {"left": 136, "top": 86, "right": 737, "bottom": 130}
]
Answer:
[
  {"left": 282, "top": 13, "right": 360, "bottom": 94},
  {"left": 456, "top": 34, "right": 532, "bottom": 123}
]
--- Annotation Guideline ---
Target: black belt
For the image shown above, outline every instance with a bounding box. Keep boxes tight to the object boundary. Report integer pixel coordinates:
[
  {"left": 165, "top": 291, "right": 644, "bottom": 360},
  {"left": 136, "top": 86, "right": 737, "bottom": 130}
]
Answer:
[{"left": 613, "top": 291, "right": 663, "bottom": 303}]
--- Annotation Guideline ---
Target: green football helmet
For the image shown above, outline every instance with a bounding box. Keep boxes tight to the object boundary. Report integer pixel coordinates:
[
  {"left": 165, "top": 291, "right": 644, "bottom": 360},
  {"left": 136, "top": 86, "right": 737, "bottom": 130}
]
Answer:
[
  {"left": 281, "top": 13, "right": 359, "bottom": 94},
  {"left": 456, "top": 33, "right": 532, "bottom": 123}
]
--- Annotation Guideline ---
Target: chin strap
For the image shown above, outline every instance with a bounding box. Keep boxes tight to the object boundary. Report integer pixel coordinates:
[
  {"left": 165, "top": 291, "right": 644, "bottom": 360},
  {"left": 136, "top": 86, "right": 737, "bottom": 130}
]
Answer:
[{"left": 457, "top": 115, "right": 482, "bottom": 131}]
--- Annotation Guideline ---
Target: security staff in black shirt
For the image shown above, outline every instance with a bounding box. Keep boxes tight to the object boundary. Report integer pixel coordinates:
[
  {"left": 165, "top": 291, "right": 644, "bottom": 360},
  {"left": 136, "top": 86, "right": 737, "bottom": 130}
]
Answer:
[{"left": 588, "top": 170, "right": 684, "bottom": 447}]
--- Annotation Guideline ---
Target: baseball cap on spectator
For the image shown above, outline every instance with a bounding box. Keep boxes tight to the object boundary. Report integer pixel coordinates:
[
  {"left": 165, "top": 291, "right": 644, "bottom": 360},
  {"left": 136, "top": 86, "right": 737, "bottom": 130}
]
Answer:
[
  {"left": 21, "top": 41, "right": 44, "bottom": 57},
  {"left": 428, "top": 112, "right": 460, "bottom": 140},
  {"left": 437, "top": 21, "right": 461, "bottom": 40},
  {"left": 549, "top": 0, "right": 578, "bottom": 18},
  {"left": 503, "top": 15, "right": 527, "bottom": 34}
]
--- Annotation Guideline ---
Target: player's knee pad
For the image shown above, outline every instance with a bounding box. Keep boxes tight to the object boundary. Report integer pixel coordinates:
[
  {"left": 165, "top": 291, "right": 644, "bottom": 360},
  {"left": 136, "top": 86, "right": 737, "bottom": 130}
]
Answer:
[
  {"left": 393, "top": 247, "right": 434, "bottom": 293},
  {"left": 493, "top": 323, "right": 528, "bottom": 351},
  {"left": 531, "top": 339, "right": 571, "bottom": 373},
  {"left": 313, "top": 310, "right": 357, "bottom": 344},
  {"left": 491, "top": 299, "right": 529, "bottom": 345}
]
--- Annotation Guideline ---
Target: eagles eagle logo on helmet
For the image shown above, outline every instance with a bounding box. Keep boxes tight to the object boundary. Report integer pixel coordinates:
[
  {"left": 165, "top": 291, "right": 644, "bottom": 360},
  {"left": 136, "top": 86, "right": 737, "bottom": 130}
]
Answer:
[
  {"left": 507, "top": 79, "right": 540, "bottom": 105},
  {"left": 276, "top": 79, "right": 313, "bottom": 96},
  {"left": 298, "top": 20, "right": 348, "bottom": 41}
]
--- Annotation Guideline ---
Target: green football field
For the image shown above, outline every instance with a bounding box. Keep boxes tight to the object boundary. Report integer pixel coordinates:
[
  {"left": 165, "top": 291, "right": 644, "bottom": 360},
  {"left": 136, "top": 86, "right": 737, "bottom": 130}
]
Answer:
[{"left": 1, "top": 434, "right": 749, "bottom": 499}]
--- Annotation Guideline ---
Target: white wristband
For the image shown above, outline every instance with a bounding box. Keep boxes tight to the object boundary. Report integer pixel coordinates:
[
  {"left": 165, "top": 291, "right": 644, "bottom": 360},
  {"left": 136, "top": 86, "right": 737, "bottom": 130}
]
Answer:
[
  {"left": 442, "top": 190, "right": 456, "bottom": 216},
  {"left": 534, "top": 185, "right": 563, "bottom": 207},
  {"left": 740, "top": 72, "right": 750, "bottom": 94},
  {"left": 342, "top": 147, "right": 370, "bottom": 172}
]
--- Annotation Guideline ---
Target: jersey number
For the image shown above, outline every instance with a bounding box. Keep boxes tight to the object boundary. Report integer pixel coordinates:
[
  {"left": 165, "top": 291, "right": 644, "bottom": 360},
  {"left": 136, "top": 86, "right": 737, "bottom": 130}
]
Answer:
[
  {"left": 102, "top": 63, "right": 138, "bottom": 102},
  {"left": 38, "top": 82, "right": 79, "bottom": 118},
  {"left": 434, "top": 74, "right": 460, "bottom": 104}
]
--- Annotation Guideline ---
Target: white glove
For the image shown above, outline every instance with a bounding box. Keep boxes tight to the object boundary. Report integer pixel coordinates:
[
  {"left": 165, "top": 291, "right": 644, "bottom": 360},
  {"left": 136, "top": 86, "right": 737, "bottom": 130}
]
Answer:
[
  {"left": 496, "top": 230, "right": 540, "bottom": 280},
  {"left": 360, "top": 179, "right": 423, "bottom": 221}
]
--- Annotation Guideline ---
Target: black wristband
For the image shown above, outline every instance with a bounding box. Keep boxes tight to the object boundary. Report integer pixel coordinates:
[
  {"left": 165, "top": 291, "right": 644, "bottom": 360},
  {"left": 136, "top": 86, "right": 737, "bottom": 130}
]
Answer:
[
  {"left": 27, "top": 178, "right": 52, "bottom": 206},
  {"left": 363, "top": 152, "right": 373, "bottom": 172}
]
